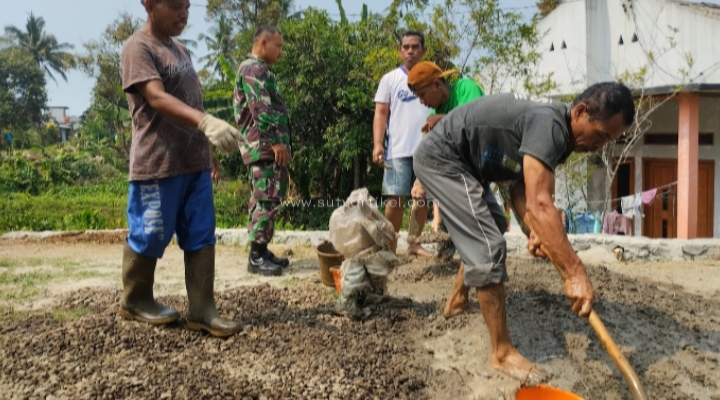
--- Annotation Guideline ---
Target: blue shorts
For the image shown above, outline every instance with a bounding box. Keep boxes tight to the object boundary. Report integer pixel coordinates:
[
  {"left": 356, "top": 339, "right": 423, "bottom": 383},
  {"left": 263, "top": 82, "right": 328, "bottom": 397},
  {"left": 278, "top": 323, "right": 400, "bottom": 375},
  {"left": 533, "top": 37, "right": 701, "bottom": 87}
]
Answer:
[
  {"left": 382, "top": 157, "right": 417, "bottom": 196},
  {"left": 126, "top": 170, "right": 216, "bottom": 259},
  {"left": 381, "top": 157, "right": 433, "bottom": 203}
]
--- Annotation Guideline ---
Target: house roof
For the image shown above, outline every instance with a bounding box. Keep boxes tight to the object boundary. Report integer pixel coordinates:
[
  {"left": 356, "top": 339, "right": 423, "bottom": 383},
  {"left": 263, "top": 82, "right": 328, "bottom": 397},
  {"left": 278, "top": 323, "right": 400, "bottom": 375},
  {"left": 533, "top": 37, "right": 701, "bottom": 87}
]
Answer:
[
  {"left": 676, "top": 1, "right": 720, "bottom": 19},
  {"left": 641, "top": 83, "right": 720, "bottom": 96},
  {"left": 541, "top": 83, "right": 720, "bottom": 101}
]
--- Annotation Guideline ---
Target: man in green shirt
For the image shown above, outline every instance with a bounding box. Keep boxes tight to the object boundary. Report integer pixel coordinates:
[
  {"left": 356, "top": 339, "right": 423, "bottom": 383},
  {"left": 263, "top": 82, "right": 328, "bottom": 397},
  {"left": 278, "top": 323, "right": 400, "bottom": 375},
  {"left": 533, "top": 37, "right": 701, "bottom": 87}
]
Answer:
[
  {"left": 407, "top": 61, "right": 486, "bottom": 232},
  {"left": 408, "top": 61, "right": 484, "bottom": 135}
]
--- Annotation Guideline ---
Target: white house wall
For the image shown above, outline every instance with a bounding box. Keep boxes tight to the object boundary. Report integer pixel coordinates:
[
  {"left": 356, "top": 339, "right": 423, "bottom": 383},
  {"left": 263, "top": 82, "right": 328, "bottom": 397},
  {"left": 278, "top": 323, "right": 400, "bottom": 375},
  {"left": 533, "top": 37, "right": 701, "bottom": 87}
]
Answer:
[
  {"left": 525, "top": 0, "right": 720, "bottom": 96},
  {"left": 532, "top": 0, "right": 587, "bottom": 93}
]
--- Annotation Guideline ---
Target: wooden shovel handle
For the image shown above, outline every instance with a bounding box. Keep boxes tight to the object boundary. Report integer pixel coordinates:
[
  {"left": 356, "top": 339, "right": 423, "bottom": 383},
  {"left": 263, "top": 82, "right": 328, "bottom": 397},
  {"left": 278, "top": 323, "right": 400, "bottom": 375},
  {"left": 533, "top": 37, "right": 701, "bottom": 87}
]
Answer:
[{"left": 538, "top": 244, "right": 649, "bottom": 400}]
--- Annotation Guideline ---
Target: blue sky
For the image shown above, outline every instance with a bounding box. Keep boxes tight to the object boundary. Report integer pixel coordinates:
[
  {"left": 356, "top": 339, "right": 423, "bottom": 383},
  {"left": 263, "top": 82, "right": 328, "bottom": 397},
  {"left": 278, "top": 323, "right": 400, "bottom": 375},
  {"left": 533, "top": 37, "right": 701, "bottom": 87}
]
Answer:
[{"left": 6, "top": 0, "right": 704, "bottom": 116}]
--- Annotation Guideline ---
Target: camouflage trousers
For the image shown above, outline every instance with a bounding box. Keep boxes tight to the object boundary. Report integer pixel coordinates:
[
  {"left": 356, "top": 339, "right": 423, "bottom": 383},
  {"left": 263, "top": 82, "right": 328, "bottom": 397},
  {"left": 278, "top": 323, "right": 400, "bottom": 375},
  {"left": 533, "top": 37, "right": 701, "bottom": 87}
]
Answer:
[{"left": 248, "top": 161, "right": 289, "bottom": 244}]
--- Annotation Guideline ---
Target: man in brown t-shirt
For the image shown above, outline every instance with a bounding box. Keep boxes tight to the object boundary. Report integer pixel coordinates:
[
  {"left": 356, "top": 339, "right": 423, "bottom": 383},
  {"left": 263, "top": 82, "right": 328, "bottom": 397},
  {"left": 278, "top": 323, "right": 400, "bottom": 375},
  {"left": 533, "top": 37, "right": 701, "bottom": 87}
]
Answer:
[{"left": 119, "top": 0, "right": 244, "bottom": 338}]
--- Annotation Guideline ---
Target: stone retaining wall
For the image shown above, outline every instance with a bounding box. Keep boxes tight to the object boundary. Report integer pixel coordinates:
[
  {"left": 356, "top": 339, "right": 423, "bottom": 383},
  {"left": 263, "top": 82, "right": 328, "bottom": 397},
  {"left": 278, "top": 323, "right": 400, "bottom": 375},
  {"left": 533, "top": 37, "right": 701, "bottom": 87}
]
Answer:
[
  {"left": 3, "top": 229, "right": 720, "bottom": 262},
  {"left": 505, "top": 232, "right": 720, "bottom": 261}
]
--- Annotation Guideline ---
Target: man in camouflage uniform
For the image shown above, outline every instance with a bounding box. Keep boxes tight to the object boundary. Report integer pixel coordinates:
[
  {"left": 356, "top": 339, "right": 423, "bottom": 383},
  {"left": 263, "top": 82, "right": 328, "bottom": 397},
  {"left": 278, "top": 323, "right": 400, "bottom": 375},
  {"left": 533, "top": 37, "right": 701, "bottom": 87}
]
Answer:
[{"left": 233, "top": 25, "right": 290, "bottom": 277}]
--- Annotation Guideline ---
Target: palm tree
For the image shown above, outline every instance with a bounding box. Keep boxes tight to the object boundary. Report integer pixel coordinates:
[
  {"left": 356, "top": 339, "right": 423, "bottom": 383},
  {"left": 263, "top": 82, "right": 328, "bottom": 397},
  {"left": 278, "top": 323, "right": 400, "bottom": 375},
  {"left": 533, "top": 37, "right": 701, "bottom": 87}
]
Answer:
[
  {"left": 4, "top": 12, "right": 75, "bottom": 84},
  {"left": 197, "top": 15, "right": 237, "bottom": 80}
]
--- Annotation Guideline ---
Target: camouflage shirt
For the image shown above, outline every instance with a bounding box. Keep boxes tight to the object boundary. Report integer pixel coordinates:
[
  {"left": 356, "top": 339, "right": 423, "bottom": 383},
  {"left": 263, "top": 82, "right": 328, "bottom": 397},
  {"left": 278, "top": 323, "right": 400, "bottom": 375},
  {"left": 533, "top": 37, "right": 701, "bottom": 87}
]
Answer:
[{"left": 233, "top": 53, "right": 290, "bottom": 165}]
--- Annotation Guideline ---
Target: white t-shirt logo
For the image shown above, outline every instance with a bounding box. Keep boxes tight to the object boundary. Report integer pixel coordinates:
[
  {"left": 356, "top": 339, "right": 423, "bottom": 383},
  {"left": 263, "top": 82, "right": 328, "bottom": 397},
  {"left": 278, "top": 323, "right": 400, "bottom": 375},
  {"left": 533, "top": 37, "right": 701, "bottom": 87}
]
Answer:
[{"left": 397, "top": 89, "right": 418, "bottom": 102}]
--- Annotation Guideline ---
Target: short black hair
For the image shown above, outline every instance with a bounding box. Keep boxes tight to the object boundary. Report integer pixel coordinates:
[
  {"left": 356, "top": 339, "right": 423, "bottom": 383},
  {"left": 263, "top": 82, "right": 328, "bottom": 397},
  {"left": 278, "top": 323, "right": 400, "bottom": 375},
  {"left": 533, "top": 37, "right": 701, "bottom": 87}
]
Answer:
[
  {"left": 253, "top": 25, "right": 281, "bottom": 43},
  {"left": 572, "top": 82, "right": 635, "bottom": 126},
  {"left": 400, "top": 30, "right": 425, "bottom": 48}
]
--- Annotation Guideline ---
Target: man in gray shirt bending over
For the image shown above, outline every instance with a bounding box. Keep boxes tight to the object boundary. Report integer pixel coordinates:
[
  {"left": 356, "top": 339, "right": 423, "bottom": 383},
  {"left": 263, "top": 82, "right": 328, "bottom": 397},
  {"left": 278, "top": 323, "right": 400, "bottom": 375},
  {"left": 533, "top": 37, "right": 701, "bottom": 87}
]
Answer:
[{"left": 413, "top": 82, "right": 635, "bottom": 381}]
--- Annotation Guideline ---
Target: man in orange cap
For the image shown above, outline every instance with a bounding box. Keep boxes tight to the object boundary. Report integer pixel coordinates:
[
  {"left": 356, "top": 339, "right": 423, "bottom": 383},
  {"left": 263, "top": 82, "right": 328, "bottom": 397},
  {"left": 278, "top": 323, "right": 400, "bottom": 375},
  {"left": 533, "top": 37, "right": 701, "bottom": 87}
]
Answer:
[
  {"left": 407, "top": 61, "right": 485, "bottom": 134},
  {"left": 407, "top": 62, "right": 486, "bottom": 232}
]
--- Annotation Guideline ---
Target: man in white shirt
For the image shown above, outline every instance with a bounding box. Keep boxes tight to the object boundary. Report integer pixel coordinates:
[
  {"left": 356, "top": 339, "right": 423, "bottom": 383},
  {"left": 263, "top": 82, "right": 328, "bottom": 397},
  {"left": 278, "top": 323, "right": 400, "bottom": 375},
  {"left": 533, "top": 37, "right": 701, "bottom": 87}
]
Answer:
[{"left": 372, "top": 31, "right": 432, "bottom": 256}]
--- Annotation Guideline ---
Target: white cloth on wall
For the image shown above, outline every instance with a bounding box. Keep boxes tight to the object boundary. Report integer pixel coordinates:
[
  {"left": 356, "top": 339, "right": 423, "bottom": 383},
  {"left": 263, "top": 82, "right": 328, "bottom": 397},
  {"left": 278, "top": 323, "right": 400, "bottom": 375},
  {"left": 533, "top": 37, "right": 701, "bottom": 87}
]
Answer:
[
  {"left": 621, "top": 195, "right": 635, "bottom": 218},
  {"left": 633, "top": 194, "right": 644, "bottom": 217},
  {"left": 621, "top": 194, "right": 645, "bottom": 218}
]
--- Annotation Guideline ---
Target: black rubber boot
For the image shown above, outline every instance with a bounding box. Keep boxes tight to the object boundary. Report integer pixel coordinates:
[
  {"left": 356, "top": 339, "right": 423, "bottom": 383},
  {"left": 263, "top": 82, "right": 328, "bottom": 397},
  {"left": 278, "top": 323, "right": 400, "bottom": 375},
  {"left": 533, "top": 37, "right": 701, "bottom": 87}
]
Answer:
[
  {"left": 247, "top": 242, "right": 283, "bottom": 276},
  {"left": 120, "top": 243, "right": 180, "bottom": 325},
  {"left": 266, "top": 249, "right": 290, "bottom": 268},
  {"left": 185, "top": 246, "right": 243, "bottom": 338}
]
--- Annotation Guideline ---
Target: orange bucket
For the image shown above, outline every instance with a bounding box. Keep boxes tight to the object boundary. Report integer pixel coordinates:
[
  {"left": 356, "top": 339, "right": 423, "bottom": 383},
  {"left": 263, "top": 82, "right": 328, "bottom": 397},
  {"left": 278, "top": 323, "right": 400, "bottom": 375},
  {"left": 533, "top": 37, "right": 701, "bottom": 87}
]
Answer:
[
  {"left": 516, "top": 385, "right": 584, "bottom": 400},
  {"left": 329, "top": 267, "right": 342, "bottom": 293}
]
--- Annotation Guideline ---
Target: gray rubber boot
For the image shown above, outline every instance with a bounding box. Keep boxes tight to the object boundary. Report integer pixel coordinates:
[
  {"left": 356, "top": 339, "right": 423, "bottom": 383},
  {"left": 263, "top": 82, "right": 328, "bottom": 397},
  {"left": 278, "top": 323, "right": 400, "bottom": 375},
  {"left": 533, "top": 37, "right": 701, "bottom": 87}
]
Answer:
[
  {"left": 120, "top": 243, "right": 180, "bottom": 325},
  {"left": 185, "top": 246, "right": 243, "bottom": 338}
]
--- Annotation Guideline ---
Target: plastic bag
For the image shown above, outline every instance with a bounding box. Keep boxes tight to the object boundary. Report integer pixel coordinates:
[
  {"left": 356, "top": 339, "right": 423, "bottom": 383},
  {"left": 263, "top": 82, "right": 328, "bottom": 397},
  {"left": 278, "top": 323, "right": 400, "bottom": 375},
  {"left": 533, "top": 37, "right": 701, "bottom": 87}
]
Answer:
[
  {"left": 329, "top": 188, "right": 397, "bottom": 259},
  {"left": 339, "top": 247, "right": 398, "bottom": 298},
  {"left": 328, "top": 189, "right": 399, "bottom": 305}
]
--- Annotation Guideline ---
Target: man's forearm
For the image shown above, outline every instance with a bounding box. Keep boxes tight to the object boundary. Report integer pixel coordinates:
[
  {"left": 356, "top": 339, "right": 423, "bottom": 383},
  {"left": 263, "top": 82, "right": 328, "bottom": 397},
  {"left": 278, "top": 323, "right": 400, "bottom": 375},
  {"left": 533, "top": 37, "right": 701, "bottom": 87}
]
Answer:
[
  {"left": 524, "top": 201, "right": 585, "bottom": 278},
  {"left": 147, "top": 91, "right": 205, "bottom": 128},
  {"left": 373, "top": 114, "right": 387, "bottom": 148}
]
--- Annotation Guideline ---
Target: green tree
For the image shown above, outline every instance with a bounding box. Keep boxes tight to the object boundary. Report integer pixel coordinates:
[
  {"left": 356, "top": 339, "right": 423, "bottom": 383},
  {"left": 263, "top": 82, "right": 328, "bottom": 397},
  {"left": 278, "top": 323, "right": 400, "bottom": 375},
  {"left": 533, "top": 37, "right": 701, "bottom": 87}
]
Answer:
[
  {"left": 206, "top": 0, "right": 295, "bottom": 30},
  {"left": 3, "top": 12, "right": 75, "bottom": 84},
  {"left": 76, "top": 13, "right": 142, "bottom": 159},
  {"left": 0, "top": 48, "right": 47, "bottom": 140},
  {"left": 536, "top": 0, "right": 560, "bottom": 17},
  {"left": 432, "top": 0, "right": 551, "bottom": 95},
  {"left": 197, "top": 15, "right": 238, "bottom": 79},
  {"left": 257, "top": 2, "right": 458, "bottom": 199}
]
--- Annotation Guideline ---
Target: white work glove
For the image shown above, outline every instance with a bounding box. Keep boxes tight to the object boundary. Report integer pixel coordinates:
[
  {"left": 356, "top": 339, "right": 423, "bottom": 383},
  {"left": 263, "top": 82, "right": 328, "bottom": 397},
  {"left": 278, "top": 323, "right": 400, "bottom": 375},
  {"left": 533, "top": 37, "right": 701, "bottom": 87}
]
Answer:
[{"left": 198, "top": 114, "right": 244, "bottom": 154}]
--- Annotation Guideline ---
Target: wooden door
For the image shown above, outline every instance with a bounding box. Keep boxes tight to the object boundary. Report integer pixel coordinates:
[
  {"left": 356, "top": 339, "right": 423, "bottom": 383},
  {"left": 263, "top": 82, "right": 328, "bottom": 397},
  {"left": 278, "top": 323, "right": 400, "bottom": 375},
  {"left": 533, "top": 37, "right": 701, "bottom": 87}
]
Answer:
[
  {"left": 642, "top": 159, "right": 714, "bottom": 238},
  {"left": 697, "top": 161, "right": 714, "bottom": 238},
  {"left": 643, "top": 160, "right": 676, "bottom": 238}
]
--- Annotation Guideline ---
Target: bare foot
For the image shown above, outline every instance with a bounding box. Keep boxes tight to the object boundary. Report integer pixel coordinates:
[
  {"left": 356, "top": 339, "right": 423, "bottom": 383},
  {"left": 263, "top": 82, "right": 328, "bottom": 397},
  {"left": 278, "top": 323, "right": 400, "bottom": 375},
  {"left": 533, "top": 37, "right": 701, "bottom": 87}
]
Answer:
[
  {"left": 407, "top": 243, "right": 433, "bottom": 257},
  {"left": 491, "top": 349, "right": 549, "bottom": 385},
  {"left": 443, "top": 288, "right": 470, "bottom": 319}
]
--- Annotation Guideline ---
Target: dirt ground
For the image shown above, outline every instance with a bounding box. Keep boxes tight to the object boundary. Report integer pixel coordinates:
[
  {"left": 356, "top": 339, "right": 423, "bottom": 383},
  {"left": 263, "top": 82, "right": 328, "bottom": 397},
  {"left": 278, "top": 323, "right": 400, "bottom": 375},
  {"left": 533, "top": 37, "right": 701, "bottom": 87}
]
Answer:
[{"left": 1, "top": 234, "right": 720, "bottom": 400}]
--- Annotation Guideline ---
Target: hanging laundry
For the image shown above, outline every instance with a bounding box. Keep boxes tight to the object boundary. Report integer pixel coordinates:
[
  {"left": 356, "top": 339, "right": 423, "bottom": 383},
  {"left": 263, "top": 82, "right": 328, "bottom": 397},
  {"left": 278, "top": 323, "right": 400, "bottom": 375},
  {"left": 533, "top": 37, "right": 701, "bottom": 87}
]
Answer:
[
  {"left": 632, "top": 194, "right": 644, "bottom": 218},
  {"left": 593, "top": 212, "right": 603, "bottom": 233},
  {"left": 573, "top": 212, "right": 595, "bottom": 234},
  {"left": 641, "top": 188, "right": 658, "bottom": 205},
  {"left": 564, "top": 208, "right": 573, "bottom": 233},
  {"left": 602, "top": 211, "right": 633, "bottom": 236},
  {"left": 621, "top": 195, "right": 635, "bottom": 218}
]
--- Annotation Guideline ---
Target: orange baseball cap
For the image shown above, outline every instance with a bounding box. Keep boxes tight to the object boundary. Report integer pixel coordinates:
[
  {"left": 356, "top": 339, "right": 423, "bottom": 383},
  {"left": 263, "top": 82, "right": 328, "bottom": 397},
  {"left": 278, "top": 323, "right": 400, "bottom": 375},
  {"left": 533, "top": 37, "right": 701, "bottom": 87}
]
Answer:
[{"left": 407, "top": 61, "right": 456, "bottom": 92}]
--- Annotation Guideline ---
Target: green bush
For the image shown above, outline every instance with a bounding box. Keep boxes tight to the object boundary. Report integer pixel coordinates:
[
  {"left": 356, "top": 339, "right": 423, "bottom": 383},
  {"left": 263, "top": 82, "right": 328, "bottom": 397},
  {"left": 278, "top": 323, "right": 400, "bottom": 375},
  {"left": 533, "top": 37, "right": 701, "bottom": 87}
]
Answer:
[
  {"left": 0, "top": 150, "right": 111, "bottom": 195},
  {"left": 0, "top": 181, "right": 128, "bottom": 232},
  {"left": 214, "top": 179, "right": 251, "bottom": 229}
]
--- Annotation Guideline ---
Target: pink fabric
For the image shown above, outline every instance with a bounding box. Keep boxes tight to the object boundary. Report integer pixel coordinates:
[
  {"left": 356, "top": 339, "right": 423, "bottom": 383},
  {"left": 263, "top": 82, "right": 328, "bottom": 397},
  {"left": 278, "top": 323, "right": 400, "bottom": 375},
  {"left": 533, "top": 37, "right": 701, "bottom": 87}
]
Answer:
[
  {"left": 602, "top": 211, "right": 633, "bottom": 235},
  {"left": 641, "top": 188, "right": 658, "bottom": 205}
]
